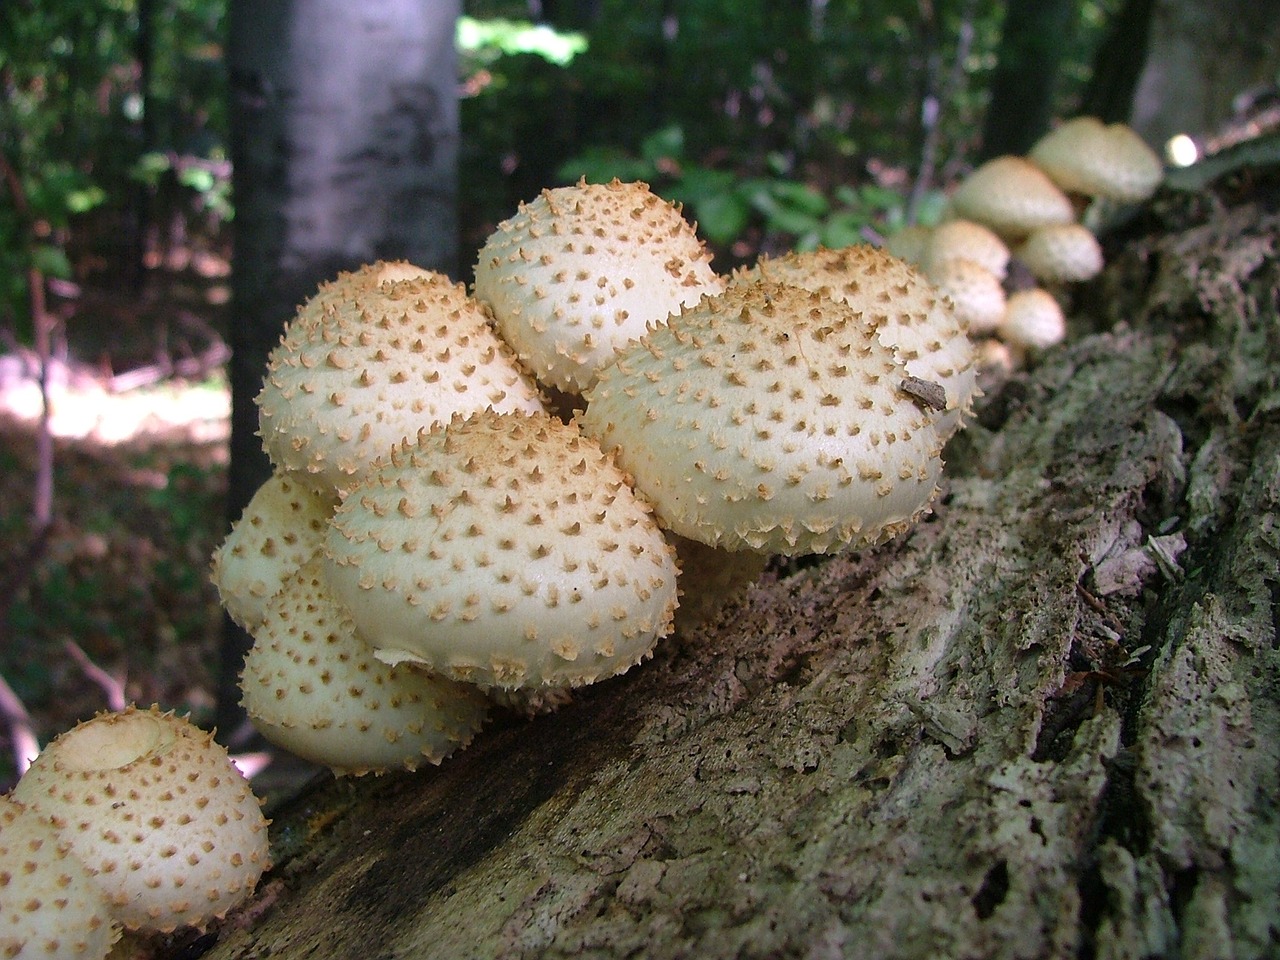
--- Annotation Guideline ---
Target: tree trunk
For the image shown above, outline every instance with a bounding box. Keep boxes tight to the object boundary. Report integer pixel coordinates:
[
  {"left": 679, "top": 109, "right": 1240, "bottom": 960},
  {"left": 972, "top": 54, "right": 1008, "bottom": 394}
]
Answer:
[
  {"left": 977, "top": 0, "right": 1081, "bottom": 159},
  {"left": 1128, "top": 0, "right": 1280, "bottom": 152},
  {"left": 182, "top": 158, "right": 1280, "bottom": 959},
  {"left": 219, "top": 0, "right": 460, "bottom": 736}
]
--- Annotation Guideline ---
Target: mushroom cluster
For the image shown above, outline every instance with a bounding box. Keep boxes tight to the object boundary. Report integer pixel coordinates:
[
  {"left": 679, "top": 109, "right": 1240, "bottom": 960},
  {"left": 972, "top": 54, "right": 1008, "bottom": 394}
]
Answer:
[
  {"left": 211, "top": 177, "right": 974, "bottom": 779},
  {"left": 885, "top": 116, "right": 1163, "bottom": 366},
  {"left": 2, "top": 706, "right": 270, "bottom": 957}
]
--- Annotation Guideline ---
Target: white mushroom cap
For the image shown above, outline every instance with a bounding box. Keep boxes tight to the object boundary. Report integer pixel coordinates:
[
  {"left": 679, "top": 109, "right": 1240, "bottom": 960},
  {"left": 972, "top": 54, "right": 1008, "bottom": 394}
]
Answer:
[
  {"left": 998, "top": 288, "right": 1067, "bottom": 350},
  {"left": 257, "top": 270, "right": 546, "bottom": 497},
  {"left": 736, "top": 245, "right": 979, "bottom": 439},
  {"left": 1014, "top": 222, "right": 1104, "bottom": 283},
  {"left": 0, "top": 796, "right": 119, "bottom": 960},
  {"left": 580, "top": 280, "right": 947, "bottom": 556},
  {"left": 240, "top": 559, "right": 490, "bottom": 776},
  {"left": 210, "top": 471, "right": 338, "bottom": 632},
  {"left": 924, "top": 219, "right": 1011, "bottom": 281},
  {"left": 925, "top": 257, "right": 1007, "bottom": 336},
  {"left": 1028, "top": 116, "right": 1164, "bottom": 203},
  {"left": 290, "top": 260, "right": 437, "bottom": 332},
  {"left": 10, "top": 707, "right": 269, "bottom": 933},
  {"left": 323, "top": 409, "right": 680, "bottom": 690},
  {"left": 949, "top": 156, "right": 1076, "bottom": 239},
  {"left": 473, "top": 178, "right": 724, "bottom": 394}
]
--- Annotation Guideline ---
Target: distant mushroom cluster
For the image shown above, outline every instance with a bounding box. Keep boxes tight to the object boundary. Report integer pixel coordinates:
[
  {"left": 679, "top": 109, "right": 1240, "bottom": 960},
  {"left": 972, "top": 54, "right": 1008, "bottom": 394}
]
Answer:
[
  {"left": 885, "top": 116, "right": 1163, "bottom": 367},
  {"left": 211, "top": 177, "right": 981, "bottom": 780}
]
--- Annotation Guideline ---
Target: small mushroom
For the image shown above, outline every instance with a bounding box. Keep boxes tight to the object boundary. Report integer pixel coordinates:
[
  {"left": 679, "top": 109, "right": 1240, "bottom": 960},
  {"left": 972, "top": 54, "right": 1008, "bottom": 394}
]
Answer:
[
  {"left": 949, "top": 156, "right": 1076, "bottom": 240},
  {"left": 922, "top": 219, "right": 1011, "bottom": 281},
  {"left": 998, "top": 288, "right": 1067, "bottom": 351},
  {"left": 1014, "top": 223, "right": 1104, "bottom": 284},
  {"left": 323, "top": 409, "right": 680, "bottom": 690},
  {"left": 210, "top": 471, "right": 338, "bottom": 632},
  {"left": 240, "top": 558, "right": 490, "bottom": 776},
  {"left": 0, "top": 796, "right": 120, "bottom": 960},
  {"left": 10, "top": 707, "right": 270, "bottom": 934},
  {"left": 580, "top": 280, "right": 946, "bottom": 556},
  {"left": 1028, "top": 116, "right": 1163, "bottom": 205},
  {"left": 257, "top": 268, "right": 546, "bottom": 497},
  {"left": 925, "top": 257, "right": 1007, "bottom": 337},
  {"left": 473, "top": 178, "right": 724, "bottom": 394}
]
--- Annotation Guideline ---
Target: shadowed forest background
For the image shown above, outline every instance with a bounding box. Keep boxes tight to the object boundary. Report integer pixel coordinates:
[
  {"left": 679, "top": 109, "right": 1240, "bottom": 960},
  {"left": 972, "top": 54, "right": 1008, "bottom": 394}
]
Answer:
[{"left": 1, "top": 0, "right": 1278, "bottom": 794}]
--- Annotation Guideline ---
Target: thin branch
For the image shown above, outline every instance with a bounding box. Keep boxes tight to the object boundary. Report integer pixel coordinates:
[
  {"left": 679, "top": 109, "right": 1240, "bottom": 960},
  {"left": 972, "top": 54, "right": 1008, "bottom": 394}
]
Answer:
[
  {"left": 63, "top": 640, "right": 128, "bottom": 712},
  {"left": 0, "top": 671, "right": 41, "bottom": 776}
]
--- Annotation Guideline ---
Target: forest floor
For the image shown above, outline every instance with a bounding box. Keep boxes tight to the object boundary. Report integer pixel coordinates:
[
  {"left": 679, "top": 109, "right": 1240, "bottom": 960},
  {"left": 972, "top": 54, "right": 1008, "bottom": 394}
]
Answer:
[{"left": 0, "top": 242, "right": 240, "bottom": 792}]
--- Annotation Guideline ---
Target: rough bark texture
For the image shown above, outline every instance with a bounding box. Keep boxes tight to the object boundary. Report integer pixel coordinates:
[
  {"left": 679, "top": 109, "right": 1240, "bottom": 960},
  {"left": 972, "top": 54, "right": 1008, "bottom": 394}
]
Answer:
[{"left": 186, "top": 161, "right": 1279, "bottom": 960}]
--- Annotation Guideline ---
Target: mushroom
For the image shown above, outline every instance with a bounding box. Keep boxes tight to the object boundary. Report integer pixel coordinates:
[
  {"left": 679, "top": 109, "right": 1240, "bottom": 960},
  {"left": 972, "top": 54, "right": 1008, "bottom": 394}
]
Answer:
[
  {"left": 322, "top": 408, "right": 680, "bottom": 690},
  {"left": 289, "top": 260, "right": 438, "bottom": 333},
  {"left": 10, "top": 706, "right": 270, "bottom": 933},
  {"left": 668, "top": 534, "right": 769, "bottom": 634},
  {"left": 1014, "top": 223, "right": 1104, "bottom": 284},
  {"left": 210, "top": 470, "right": 338, "bottom": 632},
  {"left": 0, "top": 796, "right": 119, "bottom": 960},
  {"left": 579, "top": 280, "right": 947, "bottom": 556},
  {"left": 257, "top": 268, "right": 546, "bottom": 498},
  {"left": 922, "top": 219, "right": 1011, "bottom": 281},
  {"left": 948, "top": 156, "right": 1076, "bottom": 240},
  {"left": 1028, "top": 116, "right": 1164, "bottom": 205},
  {"left": 734, "top": 244, "right": 979, "bottom": 440},
  {"left": 473, "top": 178, "right": 724, "bottom": 395},
  {"left": 998, "top": 288, "right": 1067, "bottom": 352},
  {"left": 239, "top": 558, "right": 491, "bottom": 776},
  {"left": 924, "top": 257, "right": 1007, "bottom": 338}
]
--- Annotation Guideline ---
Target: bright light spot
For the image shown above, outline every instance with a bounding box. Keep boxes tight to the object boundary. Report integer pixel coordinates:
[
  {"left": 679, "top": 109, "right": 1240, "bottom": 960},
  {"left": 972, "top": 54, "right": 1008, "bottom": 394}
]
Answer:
[{"left": 1166, "top": 133, "right": 1199, "bottom": 168}]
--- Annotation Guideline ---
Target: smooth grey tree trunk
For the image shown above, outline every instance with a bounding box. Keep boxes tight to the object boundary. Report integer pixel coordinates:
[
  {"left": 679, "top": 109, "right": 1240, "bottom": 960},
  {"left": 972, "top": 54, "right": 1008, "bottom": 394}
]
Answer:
[
  {"left": 178, "top": 155, "right": 1279, "bottom": 959},
  {"left": 219, "top": 1, "right": 460, "bottom": 735}
]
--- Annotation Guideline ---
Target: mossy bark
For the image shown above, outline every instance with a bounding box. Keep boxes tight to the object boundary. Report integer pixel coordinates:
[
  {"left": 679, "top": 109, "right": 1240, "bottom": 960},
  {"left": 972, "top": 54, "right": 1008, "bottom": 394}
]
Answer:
[{"left": 183, "top": 162, "right": 1279, "bottom": 960}]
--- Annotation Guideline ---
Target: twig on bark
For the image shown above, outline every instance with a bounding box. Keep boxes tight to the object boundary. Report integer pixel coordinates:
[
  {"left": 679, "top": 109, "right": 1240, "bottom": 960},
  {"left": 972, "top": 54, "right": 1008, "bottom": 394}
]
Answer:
[{"left": 63, "top": 640, "right": 128, "bottom": 712}]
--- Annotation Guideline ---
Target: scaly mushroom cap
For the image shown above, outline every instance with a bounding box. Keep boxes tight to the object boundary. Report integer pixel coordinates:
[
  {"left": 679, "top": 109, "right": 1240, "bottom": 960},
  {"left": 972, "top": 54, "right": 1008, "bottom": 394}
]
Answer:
[
  {"left": 240, "top": 559, "right": 490, "bottom": 776},
  {"left": 923, "top": 219, "right": 1011, "bottom": 281},
  {"left": 257, "top": 270, "right": 546, "bottom": 497},
  {"left": 736, "top": 245, "right": 979, "bottom": 438},
  {"left": 949, "top": 156, "right": 1075, "bottom": 239},
  {"left": 925, "top": 257, "right": 1007, "bottom": 337},
  {"left": 579, "top": 280, "right": 947, "bottom": 555},
  {"left": 323, "top": 409, "right": 680, "bottom": 690},
  {"left": 1028, "top": 116, "right": 1163, "bottom": 203},
  {"left": 0, "top": 796, "right": 119, "bottom": 960},
  {"left": 473, "top": 178, "right": 724, "bottom": 394},
  {"left": 289, "top": 260, "right": 437, "bottom": 333},
  {"left": 998, "top": 288, "right": 1067, "bottom": 350},
  {"left": 210, "top": 471, "right": 338, "bottom": 632},
  {"left": 1014, "top": 223, "right": 1104, "bottom": 283},
  {"left": 10, "top": 707, "right": 269, "bottom": 934}
]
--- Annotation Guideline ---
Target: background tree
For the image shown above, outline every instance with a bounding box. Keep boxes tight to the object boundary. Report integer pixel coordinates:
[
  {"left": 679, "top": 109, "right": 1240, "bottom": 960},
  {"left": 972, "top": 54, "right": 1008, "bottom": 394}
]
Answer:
[{"left": 220, "top": 0, "right": 462, "bottom": 737}]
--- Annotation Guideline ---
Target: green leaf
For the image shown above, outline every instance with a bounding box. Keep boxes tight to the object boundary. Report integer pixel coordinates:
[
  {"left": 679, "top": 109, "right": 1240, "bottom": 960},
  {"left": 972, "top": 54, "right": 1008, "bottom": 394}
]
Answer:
[
  {"left": 639, "top": 125, "right": 684, "bottom": 166},
  {"left": 30, "top": 244, "right": 72, "bottom": 279},
  {"left": 819, "top": 211, "right": 871, "bottom": 249},
  {"left": 691, "top": 191, "right": 752, "bottom": 245}
]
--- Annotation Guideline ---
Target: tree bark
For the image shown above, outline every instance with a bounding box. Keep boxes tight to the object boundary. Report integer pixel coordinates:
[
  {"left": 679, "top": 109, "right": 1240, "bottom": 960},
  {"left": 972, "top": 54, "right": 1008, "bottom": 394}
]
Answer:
[
  {"left": 219, "top": 0, "right": 460, "bottom": 736},
  {"left": 977, "top": 0, "right": 1081, "bottom": 160},
  {"left": 184, "top": 159, "right": 1280, "bottom": 959}
]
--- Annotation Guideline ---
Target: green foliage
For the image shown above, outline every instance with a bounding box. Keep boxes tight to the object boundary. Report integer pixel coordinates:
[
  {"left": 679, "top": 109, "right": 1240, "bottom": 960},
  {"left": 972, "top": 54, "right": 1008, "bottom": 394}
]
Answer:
[{"left": 0, "top": 0, "right": 227, "bottom": 336}]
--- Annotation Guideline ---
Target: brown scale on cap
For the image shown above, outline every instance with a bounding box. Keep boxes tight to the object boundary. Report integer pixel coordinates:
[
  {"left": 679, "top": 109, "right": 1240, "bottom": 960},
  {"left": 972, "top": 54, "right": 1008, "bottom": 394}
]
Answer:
[
  {"left": 473, "top": 178, "right": 724, "bottom": 395},
  {"left": 257, "top": 268, "right": 546, "bottom": 498},
  {"left": 580, "top": 280, "right": 948, "bottom": 556},
  {"left": 240, "top": 558, "right": 490, "bottom": 776},
  {"left": 210, "top": 471, "right": 338, "bottom": 632},
  {"left": 0, "top": 796, "right": 120, "bottom": 960},
  {"left": 10, "top": 707, "right": 269, "bottom": 934},
  {"left": 323, "top": 409, "right": 680, "bottom": 691},
  {"left": 736, "top": 244, "right": 980, "bottom": 440}
]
